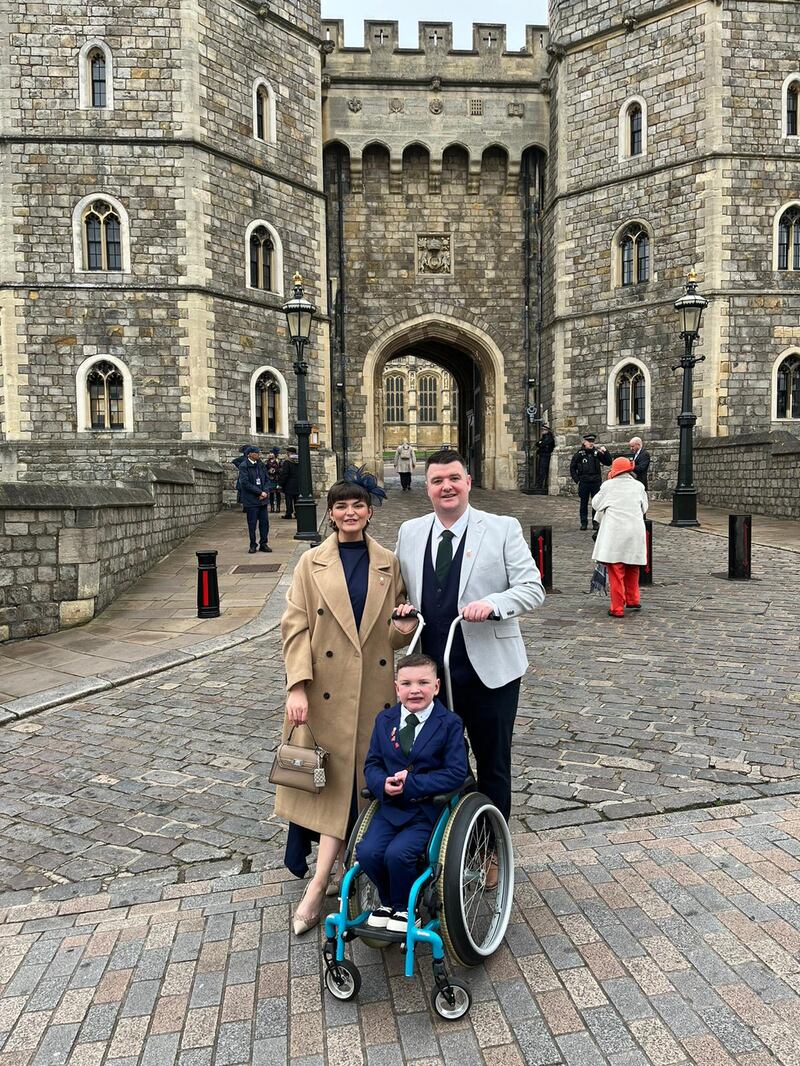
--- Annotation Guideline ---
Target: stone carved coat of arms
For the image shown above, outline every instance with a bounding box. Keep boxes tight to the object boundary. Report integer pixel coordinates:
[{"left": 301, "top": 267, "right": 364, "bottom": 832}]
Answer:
[{"left": 417, "top": 235, "right": 452, "bottom": 275}]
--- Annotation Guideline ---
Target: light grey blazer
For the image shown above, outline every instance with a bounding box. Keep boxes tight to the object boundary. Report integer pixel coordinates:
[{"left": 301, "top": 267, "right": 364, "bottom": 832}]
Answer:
[{"left": 395, "top": 507, "right": 545, "bottom": 689}]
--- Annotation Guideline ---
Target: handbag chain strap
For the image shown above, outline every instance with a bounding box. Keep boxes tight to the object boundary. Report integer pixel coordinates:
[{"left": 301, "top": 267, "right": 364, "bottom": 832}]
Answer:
[{"left": 285, "top": 724, "right": 329, "bottom": 763}]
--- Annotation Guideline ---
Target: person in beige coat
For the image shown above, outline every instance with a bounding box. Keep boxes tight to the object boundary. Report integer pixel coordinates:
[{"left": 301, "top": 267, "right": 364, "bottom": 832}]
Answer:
[
  {"left": 276, "top": 478, "right": 417, "bottom": 935},
  {"left": 591, "top": 457, "right": 648, "bottom": 617}
]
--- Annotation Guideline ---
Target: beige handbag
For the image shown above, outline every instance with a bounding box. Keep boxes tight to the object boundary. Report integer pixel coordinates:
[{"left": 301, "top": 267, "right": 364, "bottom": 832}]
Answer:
[{"left": 268, "top": 725, "right": 329, "bottom": 794}]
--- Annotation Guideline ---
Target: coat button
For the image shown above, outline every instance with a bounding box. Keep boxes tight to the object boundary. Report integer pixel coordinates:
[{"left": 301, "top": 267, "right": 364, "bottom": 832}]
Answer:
[
  {"left": 379, "top": 659, "right": 387, "bottom": 666},
  {"left": 323, "top": 692, "right": 331, "bottom": 700},
  {"left": 326, "top": 651, "right": 333, "bottom": 658},
  {"left": 384, "top": 703, "right": 391, "bottom": 709},
  {"left": 317, "top": 608, "right": 324, "bottom": 616}
]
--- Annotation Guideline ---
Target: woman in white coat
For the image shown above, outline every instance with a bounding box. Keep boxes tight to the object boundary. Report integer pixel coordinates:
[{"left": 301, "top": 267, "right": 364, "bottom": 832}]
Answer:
[{"left": 591, "top": 457, "right": 648, "bottom": 617}]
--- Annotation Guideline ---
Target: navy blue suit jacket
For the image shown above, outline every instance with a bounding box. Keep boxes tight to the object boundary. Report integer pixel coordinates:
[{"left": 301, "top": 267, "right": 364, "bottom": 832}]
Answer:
[{"left": 364, "top": 699, "right": 468, "bottom": 828}]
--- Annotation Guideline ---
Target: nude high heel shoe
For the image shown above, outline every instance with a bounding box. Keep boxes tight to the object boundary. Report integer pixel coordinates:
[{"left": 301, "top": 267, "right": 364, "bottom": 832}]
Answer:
[{"left": 292, "top": 880, "right": 324, "bottom": 936}]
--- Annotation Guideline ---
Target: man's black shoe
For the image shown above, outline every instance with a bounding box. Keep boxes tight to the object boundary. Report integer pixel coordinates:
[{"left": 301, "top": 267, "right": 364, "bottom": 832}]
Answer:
[
  {"left": 580, "top": 525, "right": 588, "bottom": 531},
  {"left": 248, "top": 546, "right": 257, "bottom": 554},
  {"left": 259, "top": 545, "right": 273, "bottom": 553}
]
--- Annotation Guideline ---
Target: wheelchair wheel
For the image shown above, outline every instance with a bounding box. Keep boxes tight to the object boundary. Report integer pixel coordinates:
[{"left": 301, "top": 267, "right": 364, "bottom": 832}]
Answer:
[
  {"left": 325, "top": 959, "right": 361, "bottom": 1001},
  {"left": 345, "top": 800, "right": 388, "bottom": 950},
  {"left": 436, "top": 792, "right": 514, "bottom": 966},
  {"left": 431, "top": 979, "right": 471, "bottom": 1020}
]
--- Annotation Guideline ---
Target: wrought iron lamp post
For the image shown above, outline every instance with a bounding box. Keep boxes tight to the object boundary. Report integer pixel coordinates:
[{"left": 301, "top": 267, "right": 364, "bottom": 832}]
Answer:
[
  {"left": 282, "top": 272, "right": 320, "bottom": 544},
  {"left": 671, "top": 268, "right": 708, "bottom": 527}
]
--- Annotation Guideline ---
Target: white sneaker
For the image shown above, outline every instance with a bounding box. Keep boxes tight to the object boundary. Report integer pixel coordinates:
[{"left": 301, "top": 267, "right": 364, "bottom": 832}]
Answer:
[
  {"left": 366, "top": 907, "right": 393, "bottom": 929},
  {"left": 385, "top": 910, "right": 421, "bottom": 933}
]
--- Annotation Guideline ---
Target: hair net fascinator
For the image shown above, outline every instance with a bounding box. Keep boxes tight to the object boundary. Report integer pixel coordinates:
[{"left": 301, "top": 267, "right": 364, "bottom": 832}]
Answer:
[{"left": 344, "top": 464, "right": 388, "bottom": 506}]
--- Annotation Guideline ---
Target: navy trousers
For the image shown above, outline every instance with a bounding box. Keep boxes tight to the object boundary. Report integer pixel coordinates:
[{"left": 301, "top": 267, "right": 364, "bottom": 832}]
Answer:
[
  {"left": 244, "top": 506, "right": 269, "bottom": 548},
  {"left": 578, "top": 479, "right": 601, "bottom": 528},
  {"left": 356, "top": 808, "right": 432, "bottom": 911}
]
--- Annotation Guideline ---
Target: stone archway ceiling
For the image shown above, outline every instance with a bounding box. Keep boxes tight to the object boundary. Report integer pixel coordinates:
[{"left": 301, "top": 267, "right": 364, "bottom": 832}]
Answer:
[{"left": 385, "top": 340, "right": 479, "bottom": 392}]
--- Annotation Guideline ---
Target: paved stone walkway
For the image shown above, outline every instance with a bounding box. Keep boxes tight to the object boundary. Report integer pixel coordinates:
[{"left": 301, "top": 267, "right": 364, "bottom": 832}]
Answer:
[{"left": 0, "top": 478, "right": 797, "bottom": 1064}]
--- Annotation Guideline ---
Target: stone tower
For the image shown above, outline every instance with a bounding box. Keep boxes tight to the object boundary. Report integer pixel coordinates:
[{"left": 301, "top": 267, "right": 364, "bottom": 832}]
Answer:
[
  {"left": 544, "top": 0, "right": 800, "bottom": 503},
  {"left": 0, "top": 0, "right": 331, "bottom": 483},
  {"left": 321, "top": 20, "right": 549, "bottom": 488}
]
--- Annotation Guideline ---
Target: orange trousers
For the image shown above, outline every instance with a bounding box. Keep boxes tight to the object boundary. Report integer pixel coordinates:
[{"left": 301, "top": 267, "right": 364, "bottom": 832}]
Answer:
[{"left": 606, "top": 562, "right": 640, "bottom": 616}]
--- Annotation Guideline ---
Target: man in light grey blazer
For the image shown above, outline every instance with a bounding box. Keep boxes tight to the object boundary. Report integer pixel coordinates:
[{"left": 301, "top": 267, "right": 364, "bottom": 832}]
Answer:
[{"left": 394, "top": 450, "right": 545, "bottom": 827}]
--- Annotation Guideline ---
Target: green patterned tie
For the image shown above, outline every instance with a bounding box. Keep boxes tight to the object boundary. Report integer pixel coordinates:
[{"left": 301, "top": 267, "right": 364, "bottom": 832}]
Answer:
[
  {"left": 397, "top": 713, "right": 420, "bottom": 757},
  {"left": 435, "top": 530, "right": 455, "bottom": 586}
]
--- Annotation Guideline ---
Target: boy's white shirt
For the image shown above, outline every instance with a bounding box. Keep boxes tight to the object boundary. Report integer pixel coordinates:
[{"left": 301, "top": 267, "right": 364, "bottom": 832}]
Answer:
[{"left": 398, "top": 700, "right": 434, "bottom": 745}]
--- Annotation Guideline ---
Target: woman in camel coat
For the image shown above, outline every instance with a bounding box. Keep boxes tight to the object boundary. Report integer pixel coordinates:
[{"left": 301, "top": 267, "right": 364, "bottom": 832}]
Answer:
[{"left": 275, "top": 478, "right": 416, "bottom": 934}]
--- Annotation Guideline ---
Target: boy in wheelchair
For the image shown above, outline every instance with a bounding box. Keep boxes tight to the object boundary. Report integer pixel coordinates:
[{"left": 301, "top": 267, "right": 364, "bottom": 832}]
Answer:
[{"left": 356, "top": 653, "right": 468, "bottom": 933}]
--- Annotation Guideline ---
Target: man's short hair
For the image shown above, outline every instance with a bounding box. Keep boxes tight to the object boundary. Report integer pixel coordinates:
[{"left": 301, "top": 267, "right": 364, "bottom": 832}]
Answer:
[
  {"left": 425, "top": 449, "right": 468, "bottom": 473},
  {"left": 395, "top": 653, "right": 438, "bottom": 677}
]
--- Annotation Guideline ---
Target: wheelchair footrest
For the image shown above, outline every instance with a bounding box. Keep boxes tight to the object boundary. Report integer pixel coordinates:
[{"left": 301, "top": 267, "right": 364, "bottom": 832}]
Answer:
[{"left": 350, "top": 923, "right": 422, "bottom": 945}]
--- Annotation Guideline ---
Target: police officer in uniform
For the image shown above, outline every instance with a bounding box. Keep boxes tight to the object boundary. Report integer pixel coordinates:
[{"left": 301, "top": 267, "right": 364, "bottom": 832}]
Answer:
[
  {"left": 569, "top": 433, "right": 612, "bottom": 530},
  {"left": 237, "top": 446, "right": 273, "bottom": 553}
]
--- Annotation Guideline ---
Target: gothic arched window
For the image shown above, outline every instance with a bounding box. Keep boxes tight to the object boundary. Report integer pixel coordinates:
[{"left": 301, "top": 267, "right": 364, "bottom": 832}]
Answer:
[
  {"left": 86, "top": 360, "right": 125, "bottom": 430},
  {"left": 79, "top": 40, "right": 113, "bottom": 110},
  {"left": 253, "top": 79, "right": 276, "bottom": 144},
  {"left": 786, "top": 81, "right": 800, "bottom": 137},
  {"left": 89, "top": 49, "right": 107, "bottom": 107},
  {"left": 255, "top": 370, "right": 280, "bottom": 434},
  {"left": 249, "top": 226, "right": 274, "bottom": 290},
  {"left": 619, "top": 97, "right": 647, "bottom": 160},
  {"left": 776, "top": 354, "right": 800, "bottom": 419},
  {"left": 83, "top": 200, "right": 122, "bottom": 271},
  {"left": 619, "top": 223, "right": 650, "bottom": 286},
  {"left": 616, "top": 364, "right": 646, "bottom": 425},
  {"left": 628, "top": 104, "right": 642, "bottom": 156},
  {"left": 418, "top": 375, "right": 438, "bottom": 423},
  {"left": 777, "top": 206, "right": 800, "bottom": 271},
  {"left": 385, "top": 376, "right": 405, "bottom": 422}
]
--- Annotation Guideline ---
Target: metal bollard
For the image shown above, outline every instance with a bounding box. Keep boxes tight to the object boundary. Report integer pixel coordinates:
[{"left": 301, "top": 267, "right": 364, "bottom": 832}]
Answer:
[
  {"left": 728, "top": 514, "right": 751, "bottom": 580},
  {"left": 529, "top": 525, "right": 553, "bottom": 591},
  {"left": 196, "top": 550, "right": 221, "bottom": 617},
  {"left": 640, "top": 519, "right": 653, "bottom": 586}
]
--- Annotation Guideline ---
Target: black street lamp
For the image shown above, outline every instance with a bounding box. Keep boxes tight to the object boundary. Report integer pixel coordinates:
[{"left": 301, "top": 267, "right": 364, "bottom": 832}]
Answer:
[
  {"left": 671, "top": 268, "right": 709, "bottom": 527},
  {"left": 282, "top": 272, "right": 321, "bottom": 544}
]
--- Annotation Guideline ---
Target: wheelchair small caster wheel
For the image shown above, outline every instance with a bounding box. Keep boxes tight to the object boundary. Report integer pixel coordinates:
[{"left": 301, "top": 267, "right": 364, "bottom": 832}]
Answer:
[
  {"left": 324, "top": 960, "right": 361, "bottom": 1001},
  {"left": 431, "top": 980, "right": 471, "bottom": 1020}
]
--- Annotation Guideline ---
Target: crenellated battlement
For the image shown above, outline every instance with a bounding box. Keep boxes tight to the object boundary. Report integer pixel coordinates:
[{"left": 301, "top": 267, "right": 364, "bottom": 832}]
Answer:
[{"left": 321, "top": 20, "right": 549, "bottom": 75}]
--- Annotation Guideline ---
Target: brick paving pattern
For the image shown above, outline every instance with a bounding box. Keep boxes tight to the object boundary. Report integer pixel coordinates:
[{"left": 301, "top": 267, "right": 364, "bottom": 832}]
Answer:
[{"left": 0, "top": 479, "right": 797, "bottom": 1063}]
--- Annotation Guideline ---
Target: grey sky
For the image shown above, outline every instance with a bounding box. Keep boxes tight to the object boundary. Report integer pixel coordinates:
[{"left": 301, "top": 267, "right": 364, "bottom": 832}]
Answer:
[{"left": 320, "top": 1, "right": 549, "bottom": 51}]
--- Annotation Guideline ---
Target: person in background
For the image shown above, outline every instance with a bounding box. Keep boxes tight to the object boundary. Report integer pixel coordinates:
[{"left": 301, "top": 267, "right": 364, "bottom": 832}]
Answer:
[
  {"left": 279, "top": 448, "right": 300, "bottom": 519},
  {"left": 237, "top": 446, "right": 272, "bottom": 554},
  {"left": 393, "top": 441, "right": 416, "bottom": 491},
  {"left": 569, "top": 434, "right": 612, "bottom": 530},
  {"left": 591, "top": 457, "right": 648, "bottom": 618},
  {"left": 627, "top": 436, "right": 651, "bottom": 492},
  {"left": 535, "top": 425, "right": 556, "bottom": 492},
  {"left": 265, "top": 447, "right": 283, "bottom": 513}
]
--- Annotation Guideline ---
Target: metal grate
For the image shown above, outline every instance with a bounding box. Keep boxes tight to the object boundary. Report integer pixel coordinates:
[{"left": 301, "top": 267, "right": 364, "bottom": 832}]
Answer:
[
  {"left": 469, "top": 99, "right": 483, "bottom": 116},
  {"left": 231, "top": 564, "right": 280, "bottom": 574}
]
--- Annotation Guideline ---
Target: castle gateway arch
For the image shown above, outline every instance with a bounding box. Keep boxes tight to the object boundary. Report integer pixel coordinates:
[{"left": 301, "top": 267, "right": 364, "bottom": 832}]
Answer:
[{"left": 322, "top": 20, "right": 550, "bottom": 491}]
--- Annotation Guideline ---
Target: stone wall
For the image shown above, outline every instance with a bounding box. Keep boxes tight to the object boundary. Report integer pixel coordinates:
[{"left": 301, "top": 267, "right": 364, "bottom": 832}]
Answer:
[
  {"left": 695, "top": 432, "right": 800, "bottom": 521},
  {"left": 0, "top": 459, "right": 223, "bottom": 641}
]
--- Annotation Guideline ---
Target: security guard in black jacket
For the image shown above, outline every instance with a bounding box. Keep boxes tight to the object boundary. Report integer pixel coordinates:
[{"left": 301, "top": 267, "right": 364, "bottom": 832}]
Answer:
[
  {"left": 237, "top": 446, "right": 273, "bottom": 553},
  {"left": 569, "top": 434, "right": 612, "bottom": 530}
]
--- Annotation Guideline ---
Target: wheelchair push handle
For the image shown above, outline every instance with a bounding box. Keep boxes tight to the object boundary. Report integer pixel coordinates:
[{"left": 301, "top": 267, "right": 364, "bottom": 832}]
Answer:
[
  {"left": 391, "top": 609, "right": 426, "bottom": 655},
  {"left": 442, "top": 610, "right": 499, "bottom": 714}
]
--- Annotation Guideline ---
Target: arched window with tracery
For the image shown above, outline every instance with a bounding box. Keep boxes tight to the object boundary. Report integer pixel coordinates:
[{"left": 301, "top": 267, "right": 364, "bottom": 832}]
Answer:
[
  {"left": 249, "top": 226, "right": 273, "bottom": 290},
  {"left": 83, "top": 200, "right": 122, "bottom": 271},
  {"left": 418, "top": 375, "right": 438, "bottom": 423},
  {"left": 78, "top": 40, "right": 114, "bottom": 110},
  {"left": 385, "top": 376, "right": 405, "bottom": 422},
  {"left": 255, "top": 370, "right": 280, "bottom": 434},
  {"left": 776, "top": 354, "right": 800, "bottom": 419},
  {"left": 777, "top": 206, "right": 800, "bottom": 271},
  {"left": 616, "top": 364, "right": 646, "bottom": 425},
  {"left": 619, "top": 97, "right": 647, "bottom": 160},
  {"left": 86, "top": 360, "right": 125, "bottom": 429},
  {"left": 619, "top": 223, "right": 650, "bottom": 286}
]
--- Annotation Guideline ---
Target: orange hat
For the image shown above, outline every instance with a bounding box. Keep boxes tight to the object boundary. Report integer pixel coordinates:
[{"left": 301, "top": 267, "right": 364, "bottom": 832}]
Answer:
[{"left": 608, "top": 457, "right": 635, "bottom": 479}]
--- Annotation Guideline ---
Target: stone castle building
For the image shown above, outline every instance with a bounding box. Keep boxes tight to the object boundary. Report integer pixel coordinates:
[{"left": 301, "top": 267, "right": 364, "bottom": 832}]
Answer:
[
  {"left": 1, "top": 0, "right": 798, "bottom": 513},
  {"left": 380, "top": 356, "right": 458, "bottom": 453}
]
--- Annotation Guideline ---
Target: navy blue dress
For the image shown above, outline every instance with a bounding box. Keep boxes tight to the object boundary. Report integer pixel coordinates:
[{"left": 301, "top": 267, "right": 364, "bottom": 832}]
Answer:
[{"left": 283, "top": 539, "right": 369, "bottom": 877}]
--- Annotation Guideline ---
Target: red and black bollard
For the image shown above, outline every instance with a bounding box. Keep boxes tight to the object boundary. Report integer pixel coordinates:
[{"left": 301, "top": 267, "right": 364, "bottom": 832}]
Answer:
[
  {"left": 728, "top": 514, "right": 751, "bottom": 580},
  {"left": 196, "top": 550, "right": 221, "bottom": 617},
  {"left": 640, "top": 519, "right": 653, "bottom": 586},
  {"left": 529, "top": 525, "right": 553, "bottom": 592}
]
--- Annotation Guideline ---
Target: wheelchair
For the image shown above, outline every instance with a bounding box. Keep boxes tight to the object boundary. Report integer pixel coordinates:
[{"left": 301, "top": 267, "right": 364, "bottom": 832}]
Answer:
[{"left": 322, "top": 613, "right": 515, "bottom": 1019}]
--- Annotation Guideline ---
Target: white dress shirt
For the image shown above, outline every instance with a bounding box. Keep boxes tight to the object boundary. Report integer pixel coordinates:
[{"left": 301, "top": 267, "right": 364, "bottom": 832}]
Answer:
[
  {"left": 399, "top": 700, "right": 434, "bottom": 747},
  {"left": 430, "top": 506, "right": 471, "bottom": 568}
]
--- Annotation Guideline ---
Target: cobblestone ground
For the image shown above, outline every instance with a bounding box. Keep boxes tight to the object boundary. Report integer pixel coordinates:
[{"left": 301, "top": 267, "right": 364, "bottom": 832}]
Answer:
[{"left": 0, "top": 479, "right": 798, "bottom": 1064}]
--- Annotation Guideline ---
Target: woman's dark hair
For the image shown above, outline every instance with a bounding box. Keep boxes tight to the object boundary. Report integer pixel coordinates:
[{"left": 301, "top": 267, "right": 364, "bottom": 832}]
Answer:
[{"left": 326, "top": 480, "right": 373, "bottom": 511}]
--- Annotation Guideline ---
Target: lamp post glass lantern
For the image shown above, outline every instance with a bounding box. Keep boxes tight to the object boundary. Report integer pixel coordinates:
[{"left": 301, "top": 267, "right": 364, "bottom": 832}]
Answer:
[
  {"left": 671, "top": 268, "right": 708, "bottom": 527},
  {"left": 282, "top": 272, "right": 320, "bottom": 543}
]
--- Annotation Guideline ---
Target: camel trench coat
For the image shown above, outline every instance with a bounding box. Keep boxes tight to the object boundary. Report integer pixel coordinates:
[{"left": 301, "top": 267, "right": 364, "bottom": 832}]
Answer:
[{"left": 274, "top": 532, "right": 412, "bottom": 840}]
